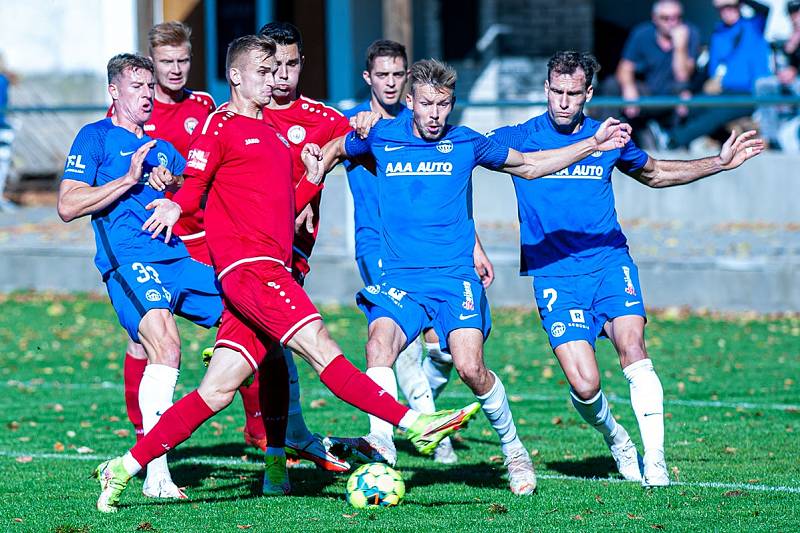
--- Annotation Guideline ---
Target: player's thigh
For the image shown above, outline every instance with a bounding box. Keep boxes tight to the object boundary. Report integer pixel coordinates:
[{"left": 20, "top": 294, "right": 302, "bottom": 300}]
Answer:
[
  {"left": 105, "top": 263, "right": 175, "bottom": 343},
  {"left": 199, "top": 345, "right": 257, "bottom": 412},
  {"left": 365, "top": 316, "right": 407, "bottom": 367},
  {"left": 214, "top": 303, "right": 273, "bottom": 375},
  {"left": 220, "top": 262, "right": 322, "bottom": 346},
  {"left": 431, "top": 269, "right": 492, "bottom": 355},
  {"left": 603, "top": 314, "right": 648, "bottom": 367},
  {"left": 172, "top": 257, "right": 223, "bottom": 328},
  {"left": 356, "top": 279, "right": 427, "bottom": 353},
  {"left": 553, "top": 340, "right": 602, "bottom": 397},
  {"left": 532, "top": 276, "right": 600, "bottom": 351},
  {"left": 137, "top": 308, "right": 181, "bottom": 367}
]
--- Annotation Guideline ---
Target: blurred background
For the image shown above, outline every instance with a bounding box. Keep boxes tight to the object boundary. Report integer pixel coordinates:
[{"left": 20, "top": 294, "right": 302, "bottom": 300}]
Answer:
[{"left": 0, "top": 0, "right": 798, "bottom": 312}]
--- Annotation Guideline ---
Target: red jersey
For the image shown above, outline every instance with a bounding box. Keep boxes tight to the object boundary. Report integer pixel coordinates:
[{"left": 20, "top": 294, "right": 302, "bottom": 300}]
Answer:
[
  {"left": 173, "top": 109, "right": 322, "bottom": 279},
  {"left": 108, "top": 89, "right": 215, "bottom": 238},
  {"left": 262, "top": 96, "right": 351, "bottom": 276}
]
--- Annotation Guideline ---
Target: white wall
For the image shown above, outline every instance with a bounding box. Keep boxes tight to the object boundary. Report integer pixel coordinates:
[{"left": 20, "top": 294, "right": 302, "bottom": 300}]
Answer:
[{"left": 0, "top": 0, "right": 136, "bottom": 75}]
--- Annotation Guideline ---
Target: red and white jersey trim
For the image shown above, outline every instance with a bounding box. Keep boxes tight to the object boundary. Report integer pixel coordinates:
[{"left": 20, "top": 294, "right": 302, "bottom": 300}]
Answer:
[
  {"left": 215, "top": 339, "right": 258, "bottom": 372},
  {"left": 179, "top": 231, "right": 206, "bottom": 241},
  {"left": 280, "top": 313, "right": 323, "bottom": 345},
  {"left": 217, "top": 256, "right": 290, "bottom": 280}
]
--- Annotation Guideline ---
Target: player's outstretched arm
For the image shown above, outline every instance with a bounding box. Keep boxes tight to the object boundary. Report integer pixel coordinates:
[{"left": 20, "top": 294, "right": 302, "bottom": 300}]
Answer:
[
  {"left": 320, "top": 135, "right": 351, "bottom": 174},
  {"left": 628, "top": 130, "right": 764, "bottom": 188},
  {"left": 57, "top": 140, "right": 156, "bottom": 222},
  {"left": 500, "top": 118, "right": 632, "bottom": 180},
  {"left": 142, "top": 199, "right": 181, "bottom": 242}
]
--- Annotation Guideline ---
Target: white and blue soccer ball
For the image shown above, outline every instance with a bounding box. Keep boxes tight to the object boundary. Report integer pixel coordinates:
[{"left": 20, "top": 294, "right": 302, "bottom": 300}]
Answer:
[{"left": 345, "top": 462, "right": 405, "bottom": 508}]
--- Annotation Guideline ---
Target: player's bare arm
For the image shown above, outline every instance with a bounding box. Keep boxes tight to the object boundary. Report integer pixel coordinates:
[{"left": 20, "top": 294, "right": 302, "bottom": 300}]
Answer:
[
  {"left": 57, "top": 140, "right": 156, "bottom": 222},
  {"left": 349, "top": 110, "right": 381, "bottom": 139},
  {"left": 142, "top": 198, "right": 182, "bottom": 241},
  {"left": 628, "top": 130, "right": 764, "bottom": 188},
  {"left": 473, "top": 233, "right": 494, "bottom": 288},
  {"left": 501, "top": 117, "right": 631, "bottom": 180}
]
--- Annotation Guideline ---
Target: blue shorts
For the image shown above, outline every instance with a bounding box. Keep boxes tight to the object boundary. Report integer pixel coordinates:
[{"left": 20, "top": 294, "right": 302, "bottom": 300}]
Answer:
[
  {"left": 356, "top": 265, "right": 491, "bottom": 353},
  {"left": 533, "top": 259, "right": 646, "bottom": 350},
  {"left": 356, "top": 252, "right": 383, "bottom": 286},
  {"left": 105, "top": 257, "right": 223, "bottom": 342}
]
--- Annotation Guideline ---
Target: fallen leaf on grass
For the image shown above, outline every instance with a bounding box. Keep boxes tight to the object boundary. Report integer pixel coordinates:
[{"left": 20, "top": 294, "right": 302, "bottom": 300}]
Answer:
[
  {"left": 671, "top": 466, "right": 680, "bottom": 481},
  {"left": 7, "top": 421, "right": 20, "bottom": 430},
  {"left": 113, "top": 429, "right": 130, "bottom": 438},
  {"left": 210, "top": 421, "right": 224, "bottom": 436},
  {"left": 573, "top": 514, "right": 583, "bottom": 521},
  {"left": 542, "top": 367, "right": 554, "bottom": 379},
  {"left": 747, "top": 479, "right": 760, "bottom": 484},
  {"left": 627, "top": 513, "right": 643, "bottom": 520},
  {"left": 52, "top": 404, "right": 64, "bottom": 413},
  {"left": 310, "top": 399, "right": 327, "bottom": 409},
  {"left": 724, "top": 447, "right": 737, "bottom": 454},
  {"left": 76, "top": 446, "right": 94, "bottom": 454},
  {"left": 724, "top": 490, "right": 744, "bottom": 497},
  {"left": 136, "top": 523, "right": 154, "bottom": 531},
  {"left": 594, "top": 495, "right": 604, "bottom": 505},
  {"left": 509, "top": 394, "right": 523, "bottom": 403},
  {"left": 342, "top": 512, "right": 358, "bottom": 518},
  {"left": 488, "top": 455, "right": 503, "bottom": 463},
  {"left": 488, "top": 503, "right": 508, "bottom": 514},
  {"left": 66, "top": 430, "right": 76, "bottom": 438},
  {"left": 53, "top": 442, "right": 65, "bottom": 452},
  {"left": 16, "top": 456, "right": 32, "bottom": 463},
  {"left": 108, "top": 416, "right": 120, "bottom": 422},
  {"left": 551, "top": 416, "right": 563, "bottom": 425},
  {"left": 13, "top": 518, "right": 22, "bottom": 523},
  {"left": 236, "top": 526, "right": 252, "bottom": 530},
  {"left": 544, "top": 508, "right": 558, "bottom": 515},
  {"left": 651, "top": 525, "right": 665, "bottom": 530}
]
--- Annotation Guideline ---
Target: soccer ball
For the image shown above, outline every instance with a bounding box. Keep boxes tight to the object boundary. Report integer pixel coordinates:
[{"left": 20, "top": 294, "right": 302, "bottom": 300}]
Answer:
[{"left": 345, "top": 463, "right": 405, "bottom": 508}]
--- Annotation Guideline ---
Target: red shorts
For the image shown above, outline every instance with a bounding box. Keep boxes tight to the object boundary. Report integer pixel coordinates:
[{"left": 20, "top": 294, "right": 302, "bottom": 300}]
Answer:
[
  {"left": 214, "top": 260, "right": 322, "bottom": 371},
  {"left": 180, "top": 232, "right": 211, "bottom": 266}
]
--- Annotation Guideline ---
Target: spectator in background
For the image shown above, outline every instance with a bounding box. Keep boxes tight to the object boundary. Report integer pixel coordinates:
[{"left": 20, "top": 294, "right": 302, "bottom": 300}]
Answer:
[
  {"left": 758, "top": 0, "right": 800, "bottom": 151},
  {"left": 664, "top": 0, "right": 771, "bottom": 149},
  {"left": 614, "top": 0, "right": 701, "bottom": 149},
  {"left": 0, "top": 52, "right": 17, "bottom": 211}
]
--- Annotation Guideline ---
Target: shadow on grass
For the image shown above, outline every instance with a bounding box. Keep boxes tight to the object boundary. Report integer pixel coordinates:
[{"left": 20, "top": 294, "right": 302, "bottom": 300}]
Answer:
[{"left": 545, "top": 455, "right": 620, "bottom": 479}]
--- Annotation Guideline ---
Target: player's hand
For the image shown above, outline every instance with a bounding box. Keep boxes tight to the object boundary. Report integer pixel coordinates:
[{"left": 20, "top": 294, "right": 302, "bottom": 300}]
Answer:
[
  {"left": 350, "top": 111, "right": 380, "bottom": 139},
  {"left": 295, "top": 203, "right": 315, "bottom": 234},
  {"left": 301, "top": 143, "right": 324, "bottom": 184},
  {"left": 142, "top": 198, "right": 181, "bottom": 242},
  {"left": 718, "top": 129, "right": 764, "bottom": 170},
  {"left": 473, "top": 242, "right": 495, "bottom": 288},
  {"left": 148, "top": 166, "right": 175, "bottom": 191},
  {"left": 126, "top": 140, "right": 157, "bottom": 185},
  {"left": 593, "top": 117, "right": 631, "bottom": 151}
]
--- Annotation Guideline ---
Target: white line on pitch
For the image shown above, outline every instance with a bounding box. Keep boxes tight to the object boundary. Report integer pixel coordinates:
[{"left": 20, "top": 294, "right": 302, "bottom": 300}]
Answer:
[
  {"left": 3, "top": 380, "right": 799, "bottom": 413},
  {"left": 2, "top": 449, "right": 798, "bottom": 495}
]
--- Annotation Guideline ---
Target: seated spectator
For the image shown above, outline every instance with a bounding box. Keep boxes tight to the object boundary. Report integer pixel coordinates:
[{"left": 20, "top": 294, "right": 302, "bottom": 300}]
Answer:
[
  {"left": 610, "top": 0, "right": 701, "bottom": 149},
  {"left": 665, "top": 0, "right": 771, "bottom": 149},
  {"left": 756, "top": 0, "right": 800, "bottom": 151}
]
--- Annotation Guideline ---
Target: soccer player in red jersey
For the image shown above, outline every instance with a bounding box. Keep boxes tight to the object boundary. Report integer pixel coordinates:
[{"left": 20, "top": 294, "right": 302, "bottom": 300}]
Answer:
[
  {"left": 92, "top": 35, "right": 481, "bottom": 512},
  {"left": 245, "top": 21, "right": 352, "bottom": 471}
]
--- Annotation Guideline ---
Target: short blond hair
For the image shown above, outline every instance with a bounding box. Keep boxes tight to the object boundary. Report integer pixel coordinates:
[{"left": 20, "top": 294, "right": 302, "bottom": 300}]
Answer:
[
  {"left": 148, "top": 21, "right": 192, "bottom": 54},
  {"left": 409, "top": 59, "right": 457, "bottom": 95}
]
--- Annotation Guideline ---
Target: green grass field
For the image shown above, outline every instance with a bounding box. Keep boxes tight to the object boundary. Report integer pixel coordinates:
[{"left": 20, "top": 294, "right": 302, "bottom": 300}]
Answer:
[{"left": 0, "top": 292, "right": 798, "bottom": 532}]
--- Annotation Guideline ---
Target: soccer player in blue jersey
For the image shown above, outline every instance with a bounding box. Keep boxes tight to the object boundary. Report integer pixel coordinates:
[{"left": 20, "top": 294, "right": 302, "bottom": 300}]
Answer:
[
  {"left": 57, "top": 53, "right": 222, "bottom": 498},
  {"left": 324, "top": 58, "right": 632, "bottom": 494},
  {"left": 338, "top": 40, "right": 492, "bottom": 466},
  {"left": 487, "top": 51, "right": 764, "bottom": 487}
]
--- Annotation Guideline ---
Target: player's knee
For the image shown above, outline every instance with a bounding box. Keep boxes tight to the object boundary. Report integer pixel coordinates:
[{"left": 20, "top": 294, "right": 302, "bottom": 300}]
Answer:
[
  {"left": 366, "top": 336, "right": 397, "bottom": 367},
  {"left": 147, "top": 336, "right": 181, "bottom": 367},
  {"left": 571, "top": 380, "right": 600, "bottom": 401},
  {"left": 455, "top": 358, "right": 487, "bottom": 388},
  {"left": 617, "top": 340, "right": 647, "bottom": 366}
]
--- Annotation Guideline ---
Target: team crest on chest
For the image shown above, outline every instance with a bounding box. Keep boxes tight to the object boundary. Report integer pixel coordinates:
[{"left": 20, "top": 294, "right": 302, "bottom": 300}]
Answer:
[
  {"left": 184, "top": 117, "right": 199, "bottom": 134},
  {"left": 436, "top": 139, "right": 453, "bottom": 153},
  {"left": 157, "top": 152, "right": 168, "bottom": 167},
  {"left": 287, "top": 125, "right": 306, "bottom": 144}
]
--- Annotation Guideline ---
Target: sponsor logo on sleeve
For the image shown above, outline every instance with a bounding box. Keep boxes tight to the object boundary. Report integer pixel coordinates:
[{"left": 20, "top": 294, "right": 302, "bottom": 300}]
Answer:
[
  {"left": 65, "top": 154, "right": 87, "bottom": 174},
  {"left": 187, "top": 149, "right": 209, "bottom": 171}
]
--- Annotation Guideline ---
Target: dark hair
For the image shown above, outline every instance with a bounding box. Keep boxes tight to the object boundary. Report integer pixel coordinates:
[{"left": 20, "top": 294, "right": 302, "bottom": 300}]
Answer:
[
  {"left": 225, "top": 35, "right": 277, "bottom": 82},
  {"left": 258, "top": 21, "right": 303, "bottom": 55},
  {"left": 789, "top": 0, "right": 800, "bottom": 14},
  {"left": 409, "top": 58, "right": 456, "bottom": 95},
  {"left": 547, "top": 51, "right": 600, "bottom": 89},
  {"left": 107, "top": 53, "right": 154, "bottom": 84},
  {"left": 365, "top": 39, "right": 408, "bottom": 72}
]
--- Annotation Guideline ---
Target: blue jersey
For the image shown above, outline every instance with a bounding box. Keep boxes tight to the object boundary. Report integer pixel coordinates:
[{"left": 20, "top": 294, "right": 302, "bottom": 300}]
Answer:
[
  {"left": 344, "top": 100, "right": 381, "bottom": 259},
  {"left": 345, "top": 111, "right": 508, "bottom": 271},
  {"left": 488, "top": 113, "right": 649, "bottom": 277},
  {"left": 63, "top": 118, "right": 188, "bottom": 277}
]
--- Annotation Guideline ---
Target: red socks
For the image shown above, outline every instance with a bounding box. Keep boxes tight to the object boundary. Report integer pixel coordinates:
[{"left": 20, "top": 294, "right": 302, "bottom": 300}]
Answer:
[
  {"left": 319, "top": 355, "right": 409, "bottom": 427},
  {"left": 123, "top": 353, "right": 147, "bottom": 440},
  {"left": 259, "top": 345, "right": 289, "bottom": 449},
  {"left": 130, "top": 390, "right": 214, "bottom": 466},
  {"left": 238, "top": 379, "right": 266, "bottom": 440}
]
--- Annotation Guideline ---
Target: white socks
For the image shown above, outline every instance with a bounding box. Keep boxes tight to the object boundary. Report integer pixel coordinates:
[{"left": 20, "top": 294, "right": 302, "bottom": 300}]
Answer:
[
  {"left": 283, "top": 347, "right": 313, "bottom": 443},
  {"left": 139, "top": 364, "right": 179, "bottom": 480},
  {"left": 422, "top": 342, "right": 453, "bottom": 399},
  {"left": 570, "top": 389, "right": 628, "bottom": 447},
  {"left": 623, "top": 358, "right": 665, "bottom": 455},
  {"left": 366, "top": 366, "right": 398, "bottom": 440},
  {"left": 476, "top": 372, "right": 523, "bottom": 456},
  {"left": 395, "top": 337, "right": 436, "bottom": 414}
]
